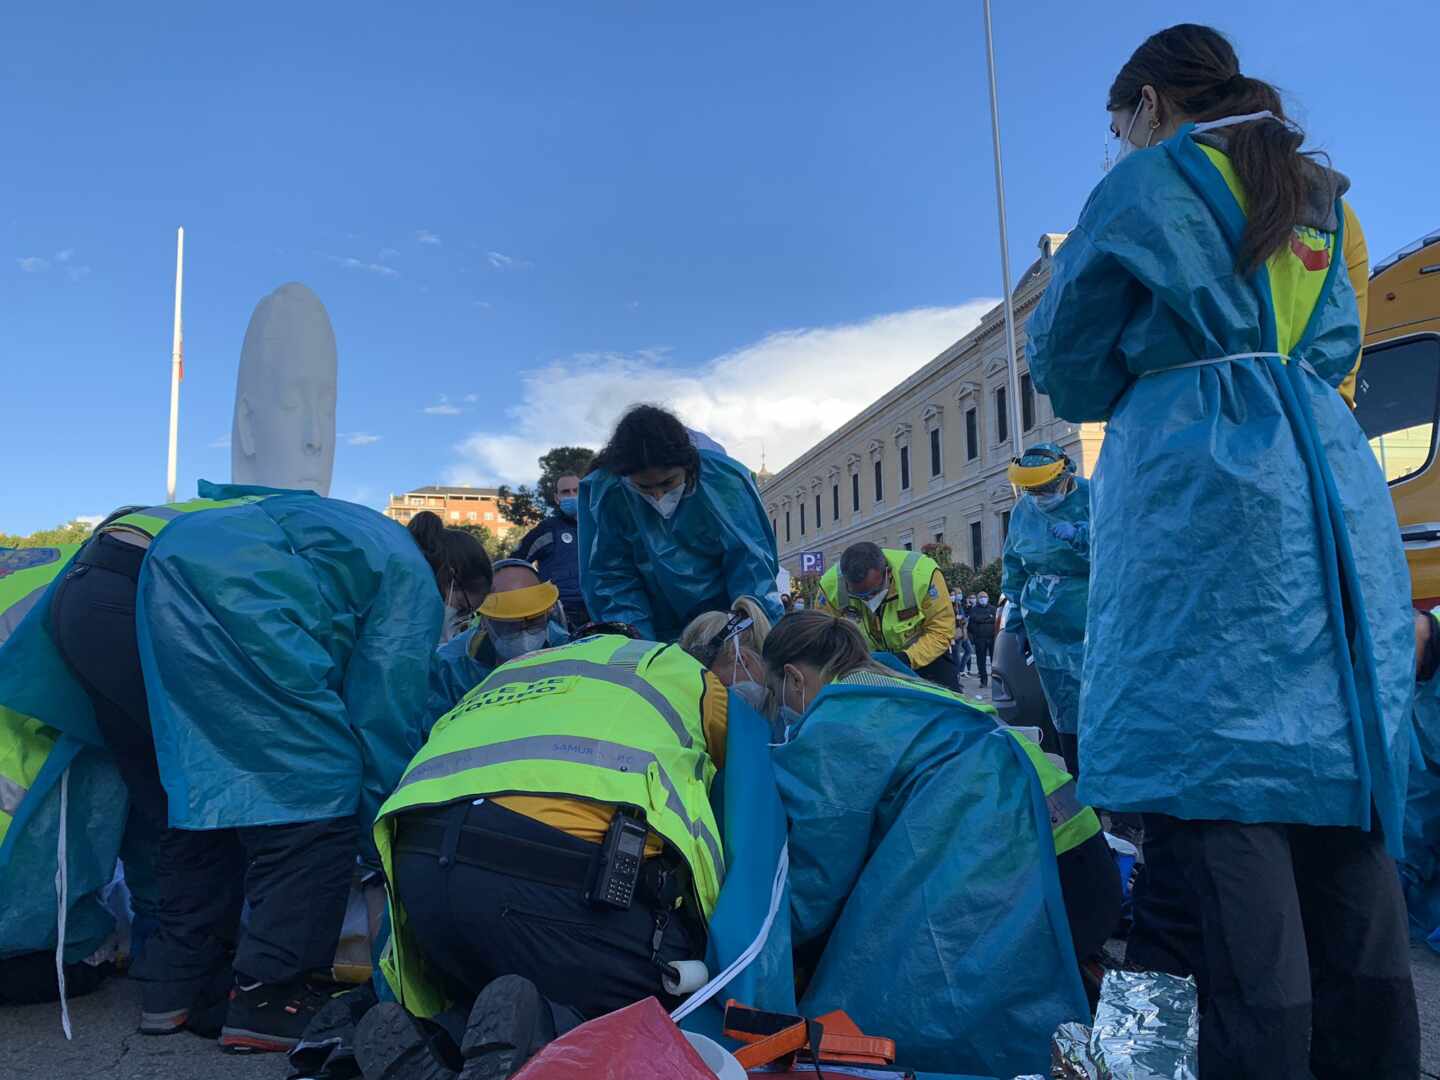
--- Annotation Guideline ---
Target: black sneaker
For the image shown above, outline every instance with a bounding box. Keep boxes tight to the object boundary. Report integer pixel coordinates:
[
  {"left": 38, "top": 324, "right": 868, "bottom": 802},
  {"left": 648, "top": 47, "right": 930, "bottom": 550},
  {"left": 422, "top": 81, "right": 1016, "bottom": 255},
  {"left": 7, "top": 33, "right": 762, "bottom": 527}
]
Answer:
[
  {"left": 220, "top": 979, "right": 327, "bottom": 1054},
  {"left": 354, "top": 1001, "right": 459, "bottom": 1080},
  {"left": 290, "top": 983, "right": 381, "bottom": 1078},
  {"left": 138, "top": 966, "right": 231, "bottom": 1037},
  {"left": 458, "top": 975, "right": 555, "bottom": 1080}
]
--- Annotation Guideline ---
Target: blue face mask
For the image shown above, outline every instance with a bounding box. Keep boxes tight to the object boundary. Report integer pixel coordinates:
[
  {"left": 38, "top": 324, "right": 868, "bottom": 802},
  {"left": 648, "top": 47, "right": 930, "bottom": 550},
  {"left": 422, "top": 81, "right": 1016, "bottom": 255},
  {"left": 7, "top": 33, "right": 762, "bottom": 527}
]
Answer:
[{"left": 558, "top": 496, "right": 578, "bottom": 518}]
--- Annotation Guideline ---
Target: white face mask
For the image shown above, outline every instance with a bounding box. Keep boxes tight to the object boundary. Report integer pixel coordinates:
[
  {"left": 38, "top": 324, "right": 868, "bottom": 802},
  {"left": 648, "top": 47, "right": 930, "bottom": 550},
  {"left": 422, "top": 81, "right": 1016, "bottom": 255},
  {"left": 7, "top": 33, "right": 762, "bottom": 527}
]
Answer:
[
  {"left": 491, "top": 623, "right": 550, "bottom": 661},
  {"left": 977, "top": 595, "right": 989, "bottom": 606},
  {"left": 864, "top": 591, "right": 887, "bottom": 614},
  {"left": 626, "top": 478, "right": 685, "bottom": 520}
]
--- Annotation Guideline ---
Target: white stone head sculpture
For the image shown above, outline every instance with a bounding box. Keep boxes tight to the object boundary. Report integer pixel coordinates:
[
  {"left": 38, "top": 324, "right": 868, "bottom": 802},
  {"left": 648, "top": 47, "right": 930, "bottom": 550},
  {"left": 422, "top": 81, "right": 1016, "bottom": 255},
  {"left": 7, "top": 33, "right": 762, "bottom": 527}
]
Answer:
[{"left": 231, "top": 282, "right": 337, "bottom": 495}]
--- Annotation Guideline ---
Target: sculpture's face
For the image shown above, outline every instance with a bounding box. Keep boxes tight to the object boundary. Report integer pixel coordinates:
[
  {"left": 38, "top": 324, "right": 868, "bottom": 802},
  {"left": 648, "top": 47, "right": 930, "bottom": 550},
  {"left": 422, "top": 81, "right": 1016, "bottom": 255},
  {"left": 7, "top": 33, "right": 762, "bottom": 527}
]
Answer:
[{"left": 232, "top": 283, "right": 337, "bottom": 495}]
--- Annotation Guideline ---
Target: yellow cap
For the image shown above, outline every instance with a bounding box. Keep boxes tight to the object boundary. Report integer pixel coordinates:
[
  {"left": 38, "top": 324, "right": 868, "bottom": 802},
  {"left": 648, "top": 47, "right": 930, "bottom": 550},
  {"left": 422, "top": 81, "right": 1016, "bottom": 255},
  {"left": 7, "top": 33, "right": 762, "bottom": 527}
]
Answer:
[
  {"left": 1007, "top": 458, "right": 1066, "bottom": 490},
  {"left": 478, "top": 581, "right": 559, "bottom": 621}
]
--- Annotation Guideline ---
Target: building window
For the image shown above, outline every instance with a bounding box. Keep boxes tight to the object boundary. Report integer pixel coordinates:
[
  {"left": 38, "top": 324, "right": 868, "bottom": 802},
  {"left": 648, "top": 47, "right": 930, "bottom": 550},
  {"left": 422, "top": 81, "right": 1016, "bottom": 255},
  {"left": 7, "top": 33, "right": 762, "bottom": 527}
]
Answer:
[
  {"left": 449, "top": 511, "right": 461, "bottom": 521},
  {"left": 934, "top": 531, "right": 944, "bottom": 545},
  {"left": 771, "top": 517, "right": 777, "bottom": 537},
  {"left": 903, "top": 540, "right": 913, "bottom": 551},
  {"left": 995, "top": 387, "right": 1009, "bottom": 446},
  {"left": 800, "top": 501, "right": 806, "bottom": 536},
  {"left": 832, "top": 482, "right": 840, "bottom": 521},
  {"left": 410, "top": 495, "right": 425, "bottom": 508},
  {"left": 929, "top": 427, "right": 942, "bottom": 477},
  {"left": 851, "top": 472, "right": 860, "bottom": 512},
  {"left": 1021, "top": 372, "right": 1036, "bottom": 431},
  {"left": 785, "top": 511, "right": 791, "bottom": 543},
  {"left": 484, "top": 511, "right": 494, "bottom": 521},
  {"left": 873, "top": 459, "right": 884, "bottom": 503},
  {"left": 814, "top": 492, "right": 822, "bottom": 531},
  {"left": 899, "top": 445, "right": 911, "bottom": 491},
  {"left": 467, "top": 511, "right": 477, "bottom": 522},
  {"left": 1001, "top": 510, "right": 1011, "bottom": 538},
  {"left": 970, "top": 521, "right": 984, "bottom": 569},
  {"left": 965, "top": 408, "right": 979, "bottom": 460}
]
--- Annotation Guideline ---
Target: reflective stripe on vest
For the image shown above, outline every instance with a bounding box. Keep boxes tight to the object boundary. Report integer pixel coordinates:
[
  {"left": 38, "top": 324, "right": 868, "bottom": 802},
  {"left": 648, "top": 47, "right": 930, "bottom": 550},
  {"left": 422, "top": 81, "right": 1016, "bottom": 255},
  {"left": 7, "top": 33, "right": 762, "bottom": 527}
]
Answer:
[
  {"left": 823, "top": 549, "right": 936, "bottom": 651},
  {"left": 393, "top": 732, "right": 724, "bottom": 879},
  {"left": 473, "top": 657, "right": 693, "bottom": 749},
  {"left": 0, "top": 771, "right": 25, "bottom": 816},
  {"left": 1004, "top": 729, "right": 1101, "bottom": 856},
  {"left": 103, "top": 495, "right": 268, "bottom": 542}
]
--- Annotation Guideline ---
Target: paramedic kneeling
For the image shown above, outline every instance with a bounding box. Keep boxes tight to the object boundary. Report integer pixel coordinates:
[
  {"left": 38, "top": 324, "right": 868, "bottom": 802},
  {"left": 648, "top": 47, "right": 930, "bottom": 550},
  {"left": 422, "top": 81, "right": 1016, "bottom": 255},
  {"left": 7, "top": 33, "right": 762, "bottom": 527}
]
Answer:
[{"left": 359, "top": 633, "right": 726, "bottom": 1080}]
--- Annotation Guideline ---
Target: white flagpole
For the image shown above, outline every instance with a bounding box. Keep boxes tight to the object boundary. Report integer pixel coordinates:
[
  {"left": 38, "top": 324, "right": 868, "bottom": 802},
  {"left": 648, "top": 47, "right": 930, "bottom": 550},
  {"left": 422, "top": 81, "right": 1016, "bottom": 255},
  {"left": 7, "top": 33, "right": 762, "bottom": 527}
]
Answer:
[
  {"left": 982, "top": 0, "right": 1024, "bottom": 459},
  {"left": 166, "top": 227, "right": 184, "bottom": 502}
]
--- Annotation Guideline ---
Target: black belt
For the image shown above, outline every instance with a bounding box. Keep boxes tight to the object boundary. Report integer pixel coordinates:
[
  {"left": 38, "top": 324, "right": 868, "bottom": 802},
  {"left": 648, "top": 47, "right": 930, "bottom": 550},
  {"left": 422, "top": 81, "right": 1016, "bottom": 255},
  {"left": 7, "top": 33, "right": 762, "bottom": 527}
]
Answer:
[{"left": 394, "top": 810, "right": 690, "bottom": 910}]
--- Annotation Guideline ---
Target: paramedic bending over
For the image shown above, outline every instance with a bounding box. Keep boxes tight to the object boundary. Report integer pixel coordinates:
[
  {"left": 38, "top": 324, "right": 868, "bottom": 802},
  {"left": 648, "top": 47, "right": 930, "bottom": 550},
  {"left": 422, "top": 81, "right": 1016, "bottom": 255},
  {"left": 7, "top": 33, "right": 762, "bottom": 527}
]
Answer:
[
  {"left": 1024, "top": 23, "right": 1415, "bottom": 1077},
  {"left": 578, "top": 404, "right": 783, "bottom": 642}
]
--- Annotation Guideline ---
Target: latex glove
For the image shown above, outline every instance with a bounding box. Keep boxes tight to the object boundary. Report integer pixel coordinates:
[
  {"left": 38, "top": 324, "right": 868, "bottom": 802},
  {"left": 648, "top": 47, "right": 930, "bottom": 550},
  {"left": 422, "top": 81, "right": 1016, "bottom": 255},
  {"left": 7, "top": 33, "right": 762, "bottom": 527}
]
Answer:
[{"left": 1050, "top": 522, "right": 1079, "bottom": 544}]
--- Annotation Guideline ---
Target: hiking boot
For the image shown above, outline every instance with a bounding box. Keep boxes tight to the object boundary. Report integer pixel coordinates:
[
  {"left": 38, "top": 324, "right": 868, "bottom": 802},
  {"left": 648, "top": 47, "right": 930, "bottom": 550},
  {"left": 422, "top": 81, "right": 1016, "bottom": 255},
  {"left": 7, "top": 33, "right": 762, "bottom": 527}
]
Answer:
[
  {"left": 354, "top": 1002, "right": 459, "bottom": 1080},
  {"left": 138, "top": 966, "right": 231, "bottom": 1037},
  {"left": 219, "top": 979, "right": 327, "bottom": 1053},
  {"left": 458, "top": 975, "right": 555, "bottom": 1080},
  {"left": 290, "top": 984, "right": 381, "bottom": 1078}
]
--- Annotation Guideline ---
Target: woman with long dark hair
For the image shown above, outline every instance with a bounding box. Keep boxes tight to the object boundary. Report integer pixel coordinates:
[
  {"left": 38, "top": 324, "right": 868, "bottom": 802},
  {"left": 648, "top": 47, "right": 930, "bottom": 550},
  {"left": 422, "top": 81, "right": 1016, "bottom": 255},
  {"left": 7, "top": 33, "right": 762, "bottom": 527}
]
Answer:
[
  {"left": 579, "top": 404, "right": 782, "bottom": 642},
  {"left": 1027, "top": 24, "right": 1415, "bottom": 1076}
]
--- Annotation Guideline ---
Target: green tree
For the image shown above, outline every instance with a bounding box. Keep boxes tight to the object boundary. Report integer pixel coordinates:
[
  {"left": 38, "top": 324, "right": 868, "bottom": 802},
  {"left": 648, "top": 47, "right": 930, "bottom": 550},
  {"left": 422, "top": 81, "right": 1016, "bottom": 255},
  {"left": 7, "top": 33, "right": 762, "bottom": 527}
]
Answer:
[
  {"left": 0, "top": 520, "right": 96, "bottom": 549},
  {"left": 497, "top": 446, "right": 598, "bottom": 531},
  {"left": 458, "top": 524, "right": 517, "bottom": 562},
  {"left": 535, "top": 446, "right": 595, "bottom": 510},
  {"left": 496, "top": 485, "right": 545, "bottom": 530}
]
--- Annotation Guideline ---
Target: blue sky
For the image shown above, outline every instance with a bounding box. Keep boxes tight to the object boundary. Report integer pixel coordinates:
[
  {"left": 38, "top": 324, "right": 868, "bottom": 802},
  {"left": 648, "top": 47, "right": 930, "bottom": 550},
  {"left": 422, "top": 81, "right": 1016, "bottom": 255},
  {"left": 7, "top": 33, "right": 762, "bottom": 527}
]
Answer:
[{"left": 3, "top": 2, "right": 1435, "bottom": 533}]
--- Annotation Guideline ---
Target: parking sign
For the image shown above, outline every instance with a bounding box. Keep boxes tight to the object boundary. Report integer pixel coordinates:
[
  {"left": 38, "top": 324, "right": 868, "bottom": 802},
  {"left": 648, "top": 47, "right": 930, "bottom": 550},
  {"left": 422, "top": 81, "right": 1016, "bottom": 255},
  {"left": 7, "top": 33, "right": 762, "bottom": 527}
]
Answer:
[{"left": 799, "top": 551, "right": 825, "bottom": 575}]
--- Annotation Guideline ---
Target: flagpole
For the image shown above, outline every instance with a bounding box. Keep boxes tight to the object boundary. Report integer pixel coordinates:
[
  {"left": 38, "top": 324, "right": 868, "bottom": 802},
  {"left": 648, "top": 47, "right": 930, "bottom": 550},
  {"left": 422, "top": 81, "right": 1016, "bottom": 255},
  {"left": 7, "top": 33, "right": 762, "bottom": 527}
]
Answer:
[
  {"left": 981, "top": 0, "right": 1024, "bottom": 459},
  {"left": 166, "top": 227, "right": 184, "bottom": 502}
]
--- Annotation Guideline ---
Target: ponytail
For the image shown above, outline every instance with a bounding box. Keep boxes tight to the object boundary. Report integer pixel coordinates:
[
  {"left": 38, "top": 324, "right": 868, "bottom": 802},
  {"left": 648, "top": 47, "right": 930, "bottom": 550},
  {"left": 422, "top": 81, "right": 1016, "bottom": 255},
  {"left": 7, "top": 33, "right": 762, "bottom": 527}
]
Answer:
[{"left": 1108, "top": 23, "right": 1323, "bottom": 273}]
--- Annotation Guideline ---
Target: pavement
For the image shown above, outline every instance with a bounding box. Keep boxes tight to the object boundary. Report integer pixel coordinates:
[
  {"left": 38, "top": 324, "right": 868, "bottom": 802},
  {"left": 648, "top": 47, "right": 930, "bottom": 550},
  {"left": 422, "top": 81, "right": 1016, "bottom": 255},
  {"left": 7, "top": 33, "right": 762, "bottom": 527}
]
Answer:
[{"left": 6, "top": 948, "right": 1440, "bottom": 1079}]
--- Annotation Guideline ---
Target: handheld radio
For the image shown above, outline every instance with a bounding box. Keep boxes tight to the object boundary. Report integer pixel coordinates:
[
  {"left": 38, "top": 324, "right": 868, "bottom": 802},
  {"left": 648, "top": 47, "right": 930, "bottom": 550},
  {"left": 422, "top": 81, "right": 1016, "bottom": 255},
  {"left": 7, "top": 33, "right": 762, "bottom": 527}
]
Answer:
[{"left": 590, "top": 805, "right": 648, "bottom": 910}]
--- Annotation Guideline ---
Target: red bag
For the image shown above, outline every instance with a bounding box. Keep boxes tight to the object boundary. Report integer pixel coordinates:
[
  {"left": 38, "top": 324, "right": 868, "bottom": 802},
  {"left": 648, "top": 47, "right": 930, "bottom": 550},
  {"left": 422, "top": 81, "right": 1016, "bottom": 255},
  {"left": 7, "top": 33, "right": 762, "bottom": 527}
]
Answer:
[{"left": 512, "top": 997, "right": 716, "bottom": 1080}]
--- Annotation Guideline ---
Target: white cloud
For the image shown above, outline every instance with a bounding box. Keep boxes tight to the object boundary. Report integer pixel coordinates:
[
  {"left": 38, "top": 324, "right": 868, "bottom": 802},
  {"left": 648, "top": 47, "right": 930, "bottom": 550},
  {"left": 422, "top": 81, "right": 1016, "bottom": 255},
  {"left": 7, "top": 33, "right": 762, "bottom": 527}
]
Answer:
[
  {"left": 463, "top": 393, "right": 479, "bottom": 403},
  {"left": 486, "top": 250, "right": 530, "bottom": 270},
  {"left": 68, "top": 265, "right": 91, "bottom": 282},
  {"left": 327, "top": 255, "right": 399, "bottom": 278},
  {"left": 444, "top": 301, "right": 996, "bottom": 488},
  {"left": 423, "top": 395, "right": 463, "bottom": 416},
  {"left": 16, "top": 256, "right": 49, "bottom": 273},
  {"left": 55, "top": 248, "right": 74, "bottom": 263},
  {"left": 74, "top": 514, "right": 104, "bottom": 528},
  {"left": 378, "top": 247, "right": 400, "bottom": 261},
  {"left": 343, "top": 431, "right": 383, "bottom": 446},
  {"left": 416, "top": 230, "right": 442, "bottom": 246},
  {"left": 209, "top": 433, "right": 232, "bottom": 449}
]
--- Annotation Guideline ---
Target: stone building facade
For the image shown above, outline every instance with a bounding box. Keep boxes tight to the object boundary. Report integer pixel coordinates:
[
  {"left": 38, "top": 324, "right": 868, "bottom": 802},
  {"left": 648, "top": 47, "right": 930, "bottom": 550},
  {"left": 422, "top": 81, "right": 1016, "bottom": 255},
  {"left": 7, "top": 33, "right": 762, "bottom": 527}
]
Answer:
[{"left": 760, "top": 233, "right": 1104, "bottom": 578}]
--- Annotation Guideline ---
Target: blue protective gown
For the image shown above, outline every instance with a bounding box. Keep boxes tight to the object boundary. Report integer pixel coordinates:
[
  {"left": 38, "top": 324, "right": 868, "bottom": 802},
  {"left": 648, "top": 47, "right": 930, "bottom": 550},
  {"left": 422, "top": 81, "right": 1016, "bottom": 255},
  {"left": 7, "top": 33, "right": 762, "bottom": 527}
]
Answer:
[
  {"left": 138, "top": 482, "right": 442, "bottom": 830},
  {"left": 770, "top": 678, "right": 1089, "bottom": 1077},
  {"left": 1000, "top": 480, "right": 1091, "bottom": 735},
  {"left": 1027, "top": 127, "right": 1412, "bottom": 849},
  {"left": 1402, "top": 669, "right": 1440, "bottom": 946},
  {"left": 0, "top": 546, "right": 128, "bottom": 964},
  {"left": 578, "top": 449, "right": 783, "bottom": 642}
]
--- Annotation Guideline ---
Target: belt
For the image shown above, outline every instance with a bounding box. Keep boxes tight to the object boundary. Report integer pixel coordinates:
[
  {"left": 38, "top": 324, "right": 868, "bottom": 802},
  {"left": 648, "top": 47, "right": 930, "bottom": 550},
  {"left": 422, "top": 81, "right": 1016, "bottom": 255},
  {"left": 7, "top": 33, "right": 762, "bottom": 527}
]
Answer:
[
  {"left": 1140, "top": 351, "right": 1315, "bottom": 377},
  {"left": 393, "top": 811, "right": 689, "bottom": 907}
]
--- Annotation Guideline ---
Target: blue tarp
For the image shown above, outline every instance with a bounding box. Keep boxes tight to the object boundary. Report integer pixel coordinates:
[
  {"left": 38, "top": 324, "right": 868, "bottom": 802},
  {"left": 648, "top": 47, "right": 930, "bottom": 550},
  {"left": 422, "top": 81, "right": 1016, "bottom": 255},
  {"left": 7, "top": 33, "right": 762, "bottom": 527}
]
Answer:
[
  {"left": 138, "top": 481, "right": 442, "bottom": 830},
  {"left": 686, "top": 680, "right": 1084, "bottom": 1077}
]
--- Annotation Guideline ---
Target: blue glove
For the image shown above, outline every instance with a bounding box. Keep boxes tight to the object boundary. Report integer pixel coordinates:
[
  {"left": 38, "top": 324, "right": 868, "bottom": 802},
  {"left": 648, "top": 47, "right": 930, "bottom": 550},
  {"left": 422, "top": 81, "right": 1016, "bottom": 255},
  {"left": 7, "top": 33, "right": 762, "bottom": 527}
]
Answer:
[{"left": 1050, "top": 522, "right": 1079, "bottom": 543}]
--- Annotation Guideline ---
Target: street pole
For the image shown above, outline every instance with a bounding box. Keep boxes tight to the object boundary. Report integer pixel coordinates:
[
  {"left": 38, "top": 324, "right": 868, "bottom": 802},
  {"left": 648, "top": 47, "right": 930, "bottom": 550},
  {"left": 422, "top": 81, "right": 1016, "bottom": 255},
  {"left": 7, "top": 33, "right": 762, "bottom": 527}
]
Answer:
[
  {"left": 166, "top": 227, "right": 184, "bottom": 502},
  {"left": 982, "top": 0, "right": 1024, "bottom": 459}
]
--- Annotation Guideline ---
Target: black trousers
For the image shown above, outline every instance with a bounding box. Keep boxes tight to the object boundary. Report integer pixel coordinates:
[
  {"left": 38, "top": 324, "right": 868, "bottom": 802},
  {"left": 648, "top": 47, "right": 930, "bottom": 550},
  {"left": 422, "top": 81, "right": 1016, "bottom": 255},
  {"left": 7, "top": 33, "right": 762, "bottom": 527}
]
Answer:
[
  {"left": 971, "top": 636, "right": 994, "bottom": 682},
  {"left": 131, "top": 817, "right": 356, "bottom": 1003},
  {"left": 392, "top": 800, "right": 702, "bottom": 1045},
  {"left": 1131, "top": 816, "right": 1417, "bottom": 1080},
  {"left": 50, "top": 532, "right": 167, "bottom": 828},
  {"left": 914, "top": 652, "right": 961, "bottom": 691},
  {"left": 1056, "top": 830, "right": 1123, "bottom": 963}
]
